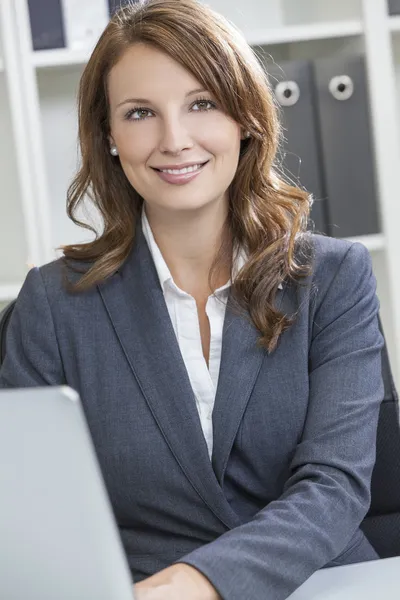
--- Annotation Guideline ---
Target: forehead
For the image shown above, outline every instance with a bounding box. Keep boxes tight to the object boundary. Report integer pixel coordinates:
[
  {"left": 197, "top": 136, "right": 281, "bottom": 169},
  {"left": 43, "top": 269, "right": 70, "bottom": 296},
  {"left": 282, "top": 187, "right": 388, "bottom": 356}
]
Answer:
[{"left": 107, "top": 43, "right": 204, "bottom": 101}]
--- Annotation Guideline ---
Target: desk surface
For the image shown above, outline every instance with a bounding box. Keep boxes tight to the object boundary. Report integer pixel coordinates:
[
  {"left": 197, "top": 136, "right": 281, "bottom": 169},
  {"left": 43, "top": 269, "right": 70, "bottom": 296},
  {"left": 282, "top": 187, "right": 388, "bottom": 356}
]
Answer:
[{"left": 288, "top": 557, "right": 400, "bottom": 599}]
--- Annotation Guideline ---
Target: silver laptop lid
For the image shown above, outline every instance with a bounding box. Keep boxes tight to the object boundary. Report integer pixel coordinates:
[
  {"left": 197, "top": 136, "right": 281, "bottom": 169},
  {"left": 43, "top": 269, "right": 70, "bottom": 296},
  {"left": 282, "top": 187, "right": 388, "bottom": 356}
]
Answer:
[{"left": 0, "top": 386, "right": 134, "bottom": 600}]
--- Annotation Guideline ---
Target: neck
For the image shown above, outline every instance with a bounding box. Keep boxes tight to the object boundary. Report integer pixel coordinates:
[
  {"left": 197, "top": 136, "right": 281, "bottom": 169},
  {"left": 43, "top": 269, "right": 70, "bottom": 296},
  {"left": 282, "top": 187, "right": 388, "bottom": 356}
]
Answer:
[{"left": 144, "top": 199, "right": 232, "bottom": 298}]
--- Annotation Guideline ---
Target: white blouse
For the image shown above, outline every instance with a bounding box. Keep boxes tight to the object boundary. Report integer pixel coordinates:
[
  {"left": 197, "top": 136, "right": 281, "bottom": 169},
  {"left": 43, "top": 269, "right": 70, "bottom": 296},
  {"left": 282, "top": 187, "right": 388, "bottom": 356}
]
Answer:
[{"left": 141, "top": 208, "right": 281, "bottom": 459}]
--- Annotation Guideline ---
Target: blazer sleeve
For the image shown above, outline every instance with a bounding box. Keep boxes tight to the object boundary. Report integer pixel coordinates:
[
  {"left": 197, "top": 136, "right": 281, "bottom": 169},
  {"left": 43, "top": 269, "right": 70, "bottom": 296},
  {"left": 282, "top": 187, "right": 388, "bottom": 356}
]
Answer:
[
  {"left": 0, "top": 267, "right": 65, "bottom": 388},
  {"left": 179, "top": 242, "right": 385, "bottom": 600}
]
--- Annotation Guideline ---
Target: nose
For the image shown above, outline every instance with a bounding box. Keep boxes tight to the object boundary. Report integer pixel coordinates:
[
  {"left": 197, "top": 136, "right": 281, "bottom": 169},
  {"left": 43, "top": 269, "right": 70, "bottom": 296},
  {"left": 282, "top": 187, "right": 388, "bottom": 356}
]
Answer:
[{"left": 158, "top": 118, "right": 194, "bottom": 155}]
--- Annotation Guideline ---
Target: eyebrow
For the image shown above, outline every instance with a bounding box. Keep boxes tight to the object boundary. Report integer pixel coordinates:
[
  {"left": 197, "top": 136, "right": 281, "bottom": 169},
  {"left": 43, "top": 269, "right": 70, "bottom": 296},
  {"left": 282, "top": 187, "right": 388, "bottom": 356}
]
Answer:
[{"left": 115, "top": 88, "right": 209, "bottom": 109}]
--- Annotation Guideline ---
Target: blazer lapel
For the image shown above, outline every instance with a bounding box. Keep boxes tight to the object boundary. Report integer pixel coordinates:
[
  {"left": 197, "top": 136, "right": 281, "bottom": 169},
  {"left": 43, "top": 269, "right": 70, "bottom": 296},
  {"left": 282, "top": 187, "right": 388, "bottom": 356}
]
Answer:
[
  {"left": 98, "top": 225, "right": 241, "bottom": 529},
  {"left": 212, "top": 286, "right": 287, "bottom": 484}
]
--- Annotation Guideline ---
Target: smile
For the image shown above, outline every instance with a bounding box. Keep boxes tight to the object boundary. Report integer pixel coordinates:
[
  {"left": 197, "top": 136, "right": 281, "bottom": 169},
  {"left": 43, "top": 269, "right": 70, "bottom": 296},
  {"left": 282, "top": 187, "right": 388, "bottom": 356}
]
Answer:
[
  {"left": 159, "top": 163, "right": 204, "bottom": 175},
  {"left": 152, "top": 161, "right": 209, "bottom": 185}
]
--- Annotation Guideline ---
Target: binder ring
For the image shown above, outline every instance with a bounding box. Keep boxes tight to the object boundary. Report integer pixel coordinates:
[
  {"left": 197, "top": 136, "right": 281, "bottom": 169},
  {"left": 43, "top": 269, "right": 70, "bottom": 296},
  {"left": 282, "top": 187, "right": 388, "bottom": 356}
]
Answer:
[
  {"left": 275, "top": 81, "right": 300, "bottom": 107},
  {"left": 328, "top": 75, "right": 354, "bottom": 101}
]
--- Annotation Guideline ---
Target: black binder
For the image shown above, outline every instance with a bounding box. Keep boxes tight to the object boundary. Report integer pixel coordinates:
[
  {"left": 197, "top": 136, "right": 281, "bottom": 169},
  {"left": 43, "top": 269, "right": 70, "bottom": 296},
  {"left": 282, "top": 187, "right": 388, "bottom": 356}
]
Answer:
[
  {"left": 27, "top": 0, "right": 65, "bottom": 50},
  {"left": 267, "top": 60, "right": 328, "bottom": 235},
  {"left": 388, "top": 0, "right": 400, "bottom": 15},
  {"left": 313, "top": 54, "right": 380, "bottom": 238},
  {"left": 108, "top": 0, "right": 137, "bottom": 15}
]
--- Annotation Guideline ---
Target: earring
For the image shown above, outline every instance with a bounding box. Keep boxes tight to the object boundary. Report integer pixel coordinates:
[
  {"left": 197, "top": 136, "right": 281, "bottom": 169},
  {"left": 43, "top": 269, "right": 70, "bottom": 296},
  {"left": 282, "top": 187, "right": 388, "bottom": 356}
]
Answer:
[
  {"left": 110, "top": 145, "right": 119, "bottom": 156},
  {"left": 244, "top": 131, "right": 251, "bottom": 138}
]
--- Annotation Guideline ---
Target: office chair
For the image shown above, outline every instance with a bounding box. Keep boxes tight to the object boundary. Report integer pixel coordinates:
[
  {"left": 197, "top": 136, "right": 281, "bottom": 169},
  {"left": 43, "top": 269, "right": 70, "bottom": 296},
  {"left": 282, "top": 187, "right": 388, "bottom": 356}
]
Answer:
[
  {"left": 0, "top": 299, "right": 400, "bottom": 557},
  {"left": 360, "top": 319, "right": 400, "bottom": 558},
  {"left": 0, "top": 299, "right": 16, "bottom": 366}
]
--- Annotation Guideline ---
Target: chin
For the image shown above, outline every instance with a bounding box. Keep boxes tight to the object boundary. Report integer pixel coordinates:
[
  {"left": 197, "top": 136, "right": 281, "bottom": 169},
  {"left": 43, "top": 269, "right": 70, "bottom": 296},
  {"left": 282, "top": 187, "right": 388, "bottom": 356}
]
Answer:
[{"left": 154, "top": 196, "right": 216, "bottom": 213}]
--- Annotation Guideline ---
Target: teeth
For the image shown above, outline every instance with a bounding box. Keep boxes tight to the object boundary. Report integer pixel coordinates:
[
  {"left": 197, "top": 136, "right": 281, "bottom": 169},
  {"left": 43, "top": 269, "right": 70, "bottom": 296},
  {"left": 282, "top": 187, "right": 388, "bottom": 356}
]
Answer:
[{"left": 161, "top": 163, "right": 203, "bottom": 175}]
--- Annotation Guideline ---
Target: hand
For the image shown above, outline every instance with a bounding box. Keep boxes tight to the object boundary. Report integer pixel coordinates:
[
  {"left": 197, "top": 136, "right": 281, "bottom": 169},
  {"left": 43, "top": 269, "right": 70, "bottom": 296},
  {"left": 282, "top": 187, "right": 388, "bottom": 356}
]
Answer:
[{"left": 134, "top": 563, "right": 221, "bottom": 600}]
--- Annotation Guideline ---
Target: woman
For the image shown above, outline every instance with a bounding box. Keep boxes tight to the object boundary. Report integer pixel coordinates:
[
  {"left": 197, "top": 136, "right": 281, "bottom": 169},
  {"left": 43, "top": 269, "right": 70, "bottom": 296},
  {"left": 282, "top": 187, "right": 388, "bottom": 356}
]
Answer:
[{"left": 0, "top": 1, "right": 384, "bottom": 599}]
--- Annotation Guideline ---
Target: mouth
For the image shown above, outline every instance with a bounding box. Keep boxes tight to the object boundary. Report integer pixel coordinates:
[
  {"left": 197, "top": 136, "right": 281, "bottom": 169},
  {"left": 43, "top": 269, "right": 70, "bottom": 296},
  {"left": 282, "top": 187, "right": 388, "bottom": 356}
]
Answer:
[{"left": 151, "top": 160, "right": 209, "bottom": 185}]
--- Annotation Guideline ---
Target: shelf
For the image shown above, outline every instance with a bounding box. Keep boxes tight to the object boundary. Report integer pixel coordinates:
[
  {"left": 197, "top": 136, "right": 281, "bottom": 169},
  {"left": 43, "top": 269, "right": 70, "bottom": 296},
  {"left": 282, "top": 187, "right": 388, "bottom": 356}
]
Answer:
[
  {"left": 343, "top": 233, "right": 386, "bottom": 252},
  {"left": 32, "top": 48, "right": 89, "bottom": 69},
  {"left": 245, "top": 20, "right": 363, "bottom": 47},
  {"left": 0, "top": 284, "right": 21, "bottom": 302},
  {"left": 30, "top": 20, "right": 364, "bottom": 69},
  {"left": 389, "top": 15, "right": 400, "bottom": 32}
]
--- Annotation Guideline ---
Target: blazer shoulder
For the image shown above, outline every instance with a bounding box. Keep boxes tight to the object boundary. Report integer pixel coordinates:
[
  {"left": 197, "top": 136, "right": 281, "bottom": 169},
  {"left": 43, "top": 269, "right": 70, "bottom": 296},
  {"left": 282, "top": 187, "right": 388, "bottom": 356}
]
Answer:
[
  {"left": 310, "top": 233, "right": 352, "bottom": 272},
  {"left": 310, "top": 232, "right": 371, "bottom": 271},
  {"left": 304, "top": 233, "right": 373, "bottom": 299},
  {"left": 32, "top": 256, "right": 95, "bottom": 304}
]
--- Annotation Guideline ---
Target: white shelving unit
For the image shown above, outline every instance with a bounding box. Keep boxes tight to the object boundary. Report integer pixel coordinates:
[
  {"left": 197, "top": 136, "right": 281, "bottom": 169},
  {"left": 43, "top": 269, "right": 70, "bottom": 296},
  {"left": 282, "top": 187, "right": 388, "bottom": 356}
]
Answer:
[
  {"left": 2, "top": 0, "right": 400, "bottom": 383},
  {"left": 0, "top": 1, "right": 34, "bottom": 305}
]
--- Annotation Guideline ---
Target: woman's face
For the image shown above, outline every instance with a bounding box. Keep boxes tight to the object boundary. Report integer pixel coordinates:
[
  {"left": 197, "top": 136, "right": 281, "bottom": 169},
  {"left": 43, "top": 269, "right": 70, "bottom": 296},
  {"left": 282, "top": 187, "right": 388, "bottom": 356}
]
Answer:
[{"left": 108, "top": 43, "right": 243, "bottom": 215}]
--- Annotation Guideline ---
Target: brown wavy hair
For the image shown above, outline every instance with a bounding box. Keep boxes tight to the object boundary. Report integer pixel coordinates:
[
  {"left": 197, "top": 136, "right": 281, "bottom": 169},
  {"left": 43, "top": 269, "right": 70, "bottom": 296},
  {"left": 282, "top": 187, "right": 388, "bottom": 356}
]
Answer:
[{"left": 62, "top": 0, "right": 314, "bottom": 352}]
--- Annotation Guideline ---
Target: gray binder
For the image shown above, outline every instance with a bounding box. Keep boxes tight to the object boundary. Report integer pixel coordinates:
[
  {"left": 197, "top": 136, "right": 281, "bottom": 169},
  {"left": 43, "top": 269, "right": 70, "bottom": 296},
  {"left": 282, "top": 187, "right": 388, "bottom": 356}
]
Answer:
[
  {"left": 27, "top": 0, "right": 65, "bottom": 50},
  {"left": 313, "top": 55, "right": 380, "bottom": 238},
  {"left": 267, "top": 60, "right": 328, "bottom": 235},
  {"left": 388, "top": 0, "right": 400, "bottom": 15}
]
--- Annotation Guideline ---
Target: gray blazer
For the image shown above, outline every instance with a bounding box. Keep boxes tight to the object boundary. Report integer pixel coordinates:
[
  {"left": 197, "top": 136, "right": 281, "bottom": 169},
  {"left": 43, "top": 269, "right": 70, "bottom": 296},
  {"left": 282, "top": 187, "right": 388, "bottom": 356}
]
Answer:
[{"left": 0, "top": 226, "right": 384, "bottom": 600}]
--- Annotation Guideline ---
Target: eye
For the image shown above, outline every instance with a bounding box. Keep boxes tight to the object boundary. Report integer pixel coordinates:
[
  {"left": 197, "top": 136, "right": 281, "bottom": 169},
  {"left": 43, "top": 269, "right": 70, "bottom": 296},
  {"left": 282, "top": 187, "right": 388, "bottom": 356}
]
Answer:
[
  {"left": 191, "top": 98, "right": 217, "bottom": 112},
  {"left": 124, "top": 107, "right": 153, "bottom": 121}
]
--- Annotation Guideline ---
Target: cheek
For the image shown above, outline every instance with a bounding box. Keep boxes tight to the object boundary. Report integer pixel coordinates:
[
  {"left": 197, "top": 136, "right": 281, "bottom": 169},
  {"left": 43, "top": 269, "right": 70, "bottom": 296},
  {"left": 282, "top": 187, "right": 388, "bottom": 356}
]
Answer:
[
  {"left": 112, "top": 122, "right": 154, "bottom": 167},
  {"left": 199, "top": 119, "right": 241, "bottom": 160},
  {"left": 209, "top": 135, "right": 241, "bottom": 173}
]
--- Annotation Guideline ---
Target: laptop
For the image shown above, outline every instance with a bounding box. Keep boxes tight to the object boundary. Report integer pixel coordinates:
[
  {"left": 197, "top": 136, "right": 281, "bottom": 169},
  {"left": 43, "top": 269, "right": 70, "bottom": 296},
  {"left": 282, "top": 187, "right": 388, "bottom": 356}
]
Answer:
[{"left": 0, "top": 386, "right": 135, "bottom": 600}]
